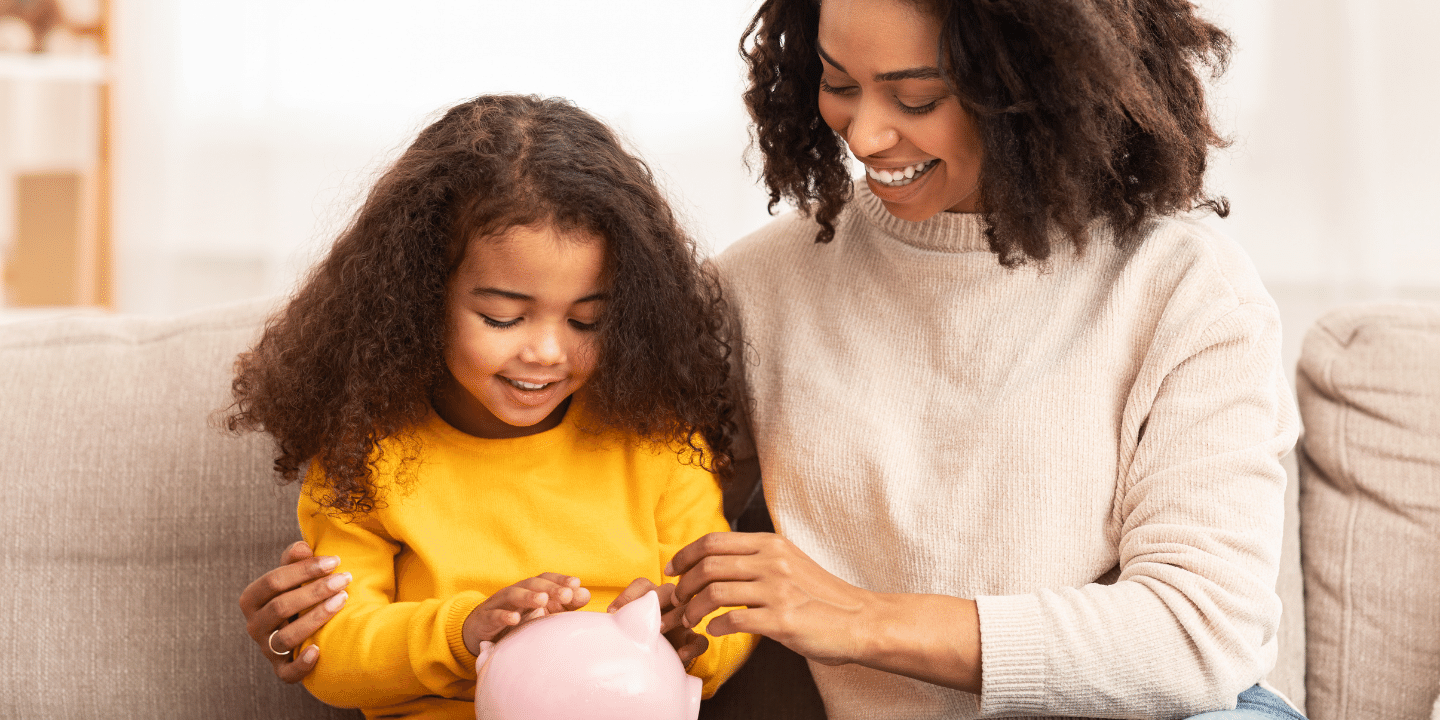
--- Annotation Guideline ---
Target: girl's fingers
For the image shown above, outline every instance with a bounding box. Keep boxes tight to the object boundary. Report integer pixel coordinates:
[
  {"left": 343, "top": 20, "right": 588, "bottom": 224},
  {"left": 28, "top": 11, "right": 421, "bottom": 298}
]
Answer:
[
  {"left": 515, "top": 575, "right": 591, "bottom": 613},
  {"left": 671, "top": 631, "right": 710, "bottom": 666},
  {"left": 659, "top": 596, "right": 693, "bottom": 634},
  {"left": 608, "top": 577, "right": 658, "bottom": 612},
  {"left": 567, "top": 585, "right": 592, "bottom": 610},
  {"left": 491, "top": 575, "right": 591, "bottom": 622},
  {"left": 490, "top": 583, "right": 554, "bottom": 614},
  {"left": 472, "top": 607, "right": 525, "bottom": 639},
  {"left": 535, "top": 572, "right": 581, "bottom": 588},
  {"left": 654, "top": 582, "right": 679, "bottom": 611}
]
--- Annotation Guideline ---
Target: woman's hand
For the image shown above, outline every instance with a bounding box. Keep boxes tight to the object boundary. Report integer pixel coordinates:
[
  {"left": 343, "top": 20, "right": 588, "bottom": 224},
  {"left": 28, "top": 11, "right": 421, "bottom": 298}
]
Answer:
[
  {"left": 666, "top": 532, "right": 982, "bottom": 692},
  {"left": 609, "top": 577, "right": 709, "bottom": 666},
  {"left": 462, "top": 573, "right": 592, "bottom": 656},
  {"left": 239, "top": 541, "right": 352, "bottom": 683},
  {"left": 664, "top": 532, "right": 875, "bottom": 666}
]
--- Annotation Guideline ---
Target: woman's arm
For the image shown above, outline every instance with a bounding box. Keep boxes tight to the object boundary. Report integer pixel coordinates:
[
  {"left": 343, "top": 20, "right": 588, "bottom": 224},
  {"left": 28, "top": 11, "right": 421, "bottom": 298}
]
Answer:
[
  {"left": 667, "top": 532, "right": 982, "bottom": 693},
  {"left": 238, "top": 540, "right": 349, "bottom": 682},
  {"left": 670, "top": 301, "right": 1297, "bottom": 715}
]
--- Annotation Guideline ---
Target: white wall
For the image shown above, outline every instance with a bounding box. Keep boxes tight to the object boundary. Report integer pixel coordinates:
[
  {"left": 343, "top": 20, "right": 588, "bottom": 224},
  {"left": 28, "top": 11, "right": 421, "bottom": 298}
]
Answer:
[
  {"left": 110, "top": 0, "right": 1440, "bottom": 322},
  {"left": 1206, "top": 0, "right": 1440, "bottom": 290},
  {"left": 111, "top": 0, "right": 776, "bottom": 313}
]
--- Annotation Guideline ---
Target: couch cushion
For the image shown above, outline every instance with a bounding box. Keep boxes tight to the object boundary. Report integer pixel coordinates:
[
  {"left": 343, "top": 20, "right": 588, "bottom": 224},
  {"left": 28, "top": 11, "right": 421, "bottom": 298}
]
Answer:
[
  {"left": 0, "top": 299, "right": 358, "bottom": 719},
  {"left": 1297, "top": 302, "right": 1440, "bottom": 720}
]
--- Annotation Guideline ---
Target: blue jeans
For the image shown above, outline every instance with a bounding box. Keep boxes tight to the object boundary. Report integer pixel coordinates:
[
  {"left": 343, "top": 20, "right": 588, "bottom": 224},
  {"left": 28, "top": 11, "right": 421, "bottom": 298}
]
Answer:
[{"left": 1186, "top": 684, "right": 1306, "bottom": 719}]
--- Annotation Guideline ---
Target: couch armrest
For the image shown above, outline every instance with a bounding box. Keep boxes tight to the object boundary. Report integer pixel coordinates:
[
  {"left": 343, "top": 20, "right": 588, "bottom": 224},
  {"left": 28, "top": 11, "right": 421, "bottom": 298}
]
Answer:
[
  {"left": 1297, "top": 302, "right": 1440, "bottom": 720},
  {"left": 0, "top": 298, "right": 359, "bottom": 719}
]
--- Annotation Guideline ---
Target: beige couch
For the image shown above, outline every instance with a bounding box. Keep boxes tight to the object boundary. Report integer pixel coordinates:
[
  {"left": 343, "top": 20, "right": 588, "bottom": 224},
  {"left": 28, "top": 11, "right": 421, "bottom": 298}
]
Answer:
[{"left": 1, "top": 297, "right": 1436, "bottom": 719}]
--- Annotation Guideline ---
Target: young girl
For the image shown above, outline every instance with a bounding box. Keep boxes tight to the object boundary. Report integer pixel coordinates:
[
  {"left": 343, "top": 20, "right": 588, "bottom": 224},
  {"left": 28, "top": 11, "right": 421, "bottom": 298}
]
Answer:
[{"left": 227, "top": 94, "right": 754, "bottom": 718}]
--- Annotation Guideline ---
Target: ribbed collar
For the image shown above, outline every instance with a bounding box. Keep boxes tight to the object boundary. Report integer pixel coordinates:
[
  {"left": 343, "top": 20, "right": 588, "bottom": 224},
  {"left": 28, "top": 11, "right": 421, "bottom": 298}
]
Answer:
[
  {"left": 851, "top": 181, "right": 991, "bottom": 253},
  {"left": 423, "top": 396, "right": 587, "bottom": 455}
]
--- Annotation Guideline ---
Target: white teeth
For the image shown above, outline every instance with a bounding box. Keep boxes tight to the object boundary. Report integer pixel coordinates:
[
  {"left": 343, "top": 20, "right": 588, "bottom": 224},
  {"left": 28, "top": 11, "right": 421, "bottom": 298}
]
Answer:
[
  {"left": 508, "top": 379, "right": 550, "bottom": 391},
  {"left": 866, "top": 159, "right": 937, "bottom": 187}
]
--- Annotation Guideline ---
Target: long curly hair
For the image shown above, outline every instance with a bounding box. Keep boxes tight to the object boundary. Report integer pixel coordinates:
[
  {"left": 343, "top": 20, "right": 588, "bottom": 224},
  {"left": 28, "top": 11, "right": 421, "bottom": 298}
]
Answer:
[
  {"left": 741, "top": 0, "right": 1232, "bottom": 265},
  {"left": 227, "top": 94, "right": 735, "bottom": 514}
]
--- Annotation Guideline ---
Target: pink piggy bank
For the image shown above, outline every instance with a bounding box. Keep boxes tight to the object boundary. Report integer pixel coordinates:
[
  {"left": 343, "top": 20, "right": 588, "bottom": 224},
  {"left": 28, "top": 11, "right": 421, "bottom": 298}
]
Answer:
[{"left": 474, "top": 590, "right": 702, "bottom": 720}]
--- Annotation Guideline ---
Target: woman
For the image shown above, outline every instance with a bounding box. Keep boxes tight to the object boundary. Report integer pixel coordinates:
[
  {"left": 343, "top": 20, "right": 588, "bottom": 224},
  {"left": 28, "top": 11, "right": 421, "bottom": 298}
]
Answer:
[{"left": 244, "top": 0, "right": 1301, "bottom": 717}]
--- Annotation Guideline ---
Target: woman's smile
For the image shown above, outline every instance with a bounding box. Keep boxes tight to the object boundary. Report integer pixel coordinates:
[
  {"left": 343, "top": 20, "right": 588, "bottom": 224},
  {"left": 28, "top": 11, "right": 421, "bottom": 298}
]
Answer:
[
  {"left": 864, "top": 158, "right": 938, "bottom": 187},
  {"left": 816, "top": 0, "right": 986, "bottom": 220}
]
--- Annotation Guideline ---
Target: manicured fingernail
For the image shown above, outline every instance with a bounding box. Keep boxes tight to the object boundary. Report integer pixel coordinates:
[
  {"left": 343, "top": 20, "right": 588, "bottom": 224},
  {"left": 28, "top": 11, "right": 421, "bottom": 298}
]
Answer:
[
  {"left": 326, "top": 572, "right": 351, "bottom": 591},
  {"left": 300, "top": 645, "right": 318, "bottom": 663},
  {"left": 324, "top": 591, "right": 347, "bottom": 612},
  {"left": 317, "top": 556, "right": 340, "bottom": 571},
  {"left": 663, "top": 562, "right": 674, "bottom": 576},
  {"left": 558, "top": 587, "right": 572, "bottom": 603}
]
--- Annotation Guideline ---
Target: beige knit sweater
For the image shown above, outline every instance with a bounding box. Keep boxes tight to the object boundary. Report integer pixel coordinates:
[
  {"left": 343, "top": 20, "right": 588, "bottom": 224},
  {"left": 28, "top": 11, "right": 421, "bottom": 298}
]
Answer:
[{"left": 713, "top": 183, "right": 1299, "bottom": 719}]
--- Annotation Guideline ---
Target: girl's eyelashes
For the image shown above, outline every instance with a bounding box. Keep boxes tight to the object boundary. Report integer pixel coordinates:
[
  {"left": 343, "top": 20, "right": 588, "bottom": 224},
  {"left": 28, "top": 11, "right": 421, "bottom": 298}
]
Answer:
[
  {"left": 481, "top": 315, "right": 520, "bottom": 329},
  {"left": 818, "top": 78, "right": 857, "bottom": 96},
  {"left": 480, "top": 314, "right": 598, "bottom": 332}
]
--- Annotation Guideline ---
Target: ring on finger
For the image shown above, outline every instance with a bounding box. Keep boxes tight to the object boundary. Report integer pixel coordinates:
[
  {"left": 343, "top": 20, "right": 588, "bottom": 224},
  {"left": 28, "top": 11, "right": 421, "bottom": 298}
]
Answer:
[{"left": 267, "top": 629, "right": 293, "bottom": 657}]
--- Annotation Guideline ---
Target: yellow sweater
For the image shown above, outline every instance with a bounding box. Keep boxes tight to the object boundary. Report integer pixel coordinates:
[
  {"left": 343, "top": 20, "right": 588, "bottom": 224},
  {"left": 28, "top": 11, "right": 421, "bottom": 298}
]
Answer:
[{"left": 298, "top": 402, "right": 755, "bottom": 719}]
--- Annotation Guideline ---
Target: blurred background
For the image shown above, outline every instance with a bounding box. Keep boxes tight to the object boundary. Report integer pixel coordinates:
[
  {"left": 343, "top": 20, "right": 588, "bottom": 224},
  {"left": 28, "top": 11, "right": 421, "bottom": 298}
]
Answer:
[{"left": 1, "top": 0, "right": 1437, "bottom": 374}]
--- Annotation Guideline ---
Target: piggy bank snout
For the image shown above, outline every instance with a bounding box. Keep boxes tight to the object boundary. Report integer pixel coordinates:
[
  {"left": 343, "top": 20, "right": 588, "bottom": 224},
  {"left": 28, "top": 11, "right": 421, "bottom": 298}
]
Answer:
[{"left": 474, "top": 590, "right": 701, "bottom": 720}]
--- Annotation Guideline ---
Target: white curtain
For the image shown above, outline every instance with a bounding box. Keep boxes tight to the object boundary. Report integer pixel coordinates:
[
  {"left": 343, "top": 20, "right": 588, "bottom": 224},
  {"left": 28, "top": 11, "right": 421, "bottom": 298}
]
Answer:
[{"left": 111, "top": 0, "right": 1440, "bottom": 346}]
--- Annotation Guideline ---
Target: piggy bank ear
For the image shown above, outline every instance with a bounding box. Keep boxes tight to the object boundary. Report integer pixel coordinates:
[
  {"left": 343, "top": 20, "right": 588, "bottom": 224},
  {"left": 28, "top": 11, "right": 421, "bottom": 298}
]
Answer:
[{"left": 613, "top": 589, "right": 661, "bottom": 647}]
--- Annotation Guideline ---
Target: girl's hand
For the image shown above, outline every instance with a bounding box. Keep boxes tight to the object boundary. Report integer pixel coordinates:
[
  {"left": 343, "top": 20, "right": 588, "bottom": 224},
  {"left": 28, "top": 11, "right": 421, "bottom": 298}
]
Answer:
[
  {"left": 239, "top": 541, "right": 352, "bottom": 683},
  {"left": 609, "top": 577, "right": 709, "bottom": 666},
  {"left": 462, "top": 573, "right": 591, "bottom": 656},
  {"left": 665, "top": 532, "right": 876, "bottom": 667}
]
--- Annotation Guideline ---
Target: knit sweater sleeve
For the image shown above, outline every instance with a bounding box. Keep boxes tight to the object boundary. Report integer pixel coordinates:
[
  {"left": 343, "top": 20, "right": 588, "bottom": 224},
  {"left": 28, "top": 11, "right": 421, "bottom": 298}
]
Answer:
[
  {"left": 297, "top": 487, "right": 487, "bottom": 709},
  {"left": 975, "top": 300, "right": 1299, "bottom": 718},
  {"left": 654, "top": 456, "right": 759, "bottom": 699}
]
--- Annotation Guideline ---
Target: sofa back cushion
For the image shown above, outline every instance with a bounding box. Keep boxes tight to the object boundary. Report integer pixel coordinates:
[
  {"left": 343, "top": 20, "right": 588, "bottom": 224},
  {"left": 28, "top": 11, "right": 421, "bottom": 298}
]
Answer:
[
  {"left": 1298, "top": 302, "right": 1440, "bottom": 720},
  {"left": 0, "top": 300, "right": 359, "bottom": 719}
]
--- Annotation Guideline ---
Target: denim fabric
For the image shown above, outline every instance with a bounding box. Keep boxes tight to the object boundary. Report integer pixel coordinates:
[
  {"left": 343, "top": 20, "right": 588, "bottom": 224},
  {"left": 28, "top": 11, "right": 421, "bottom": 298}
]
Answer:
[{"left": 1186, "top": 684, "right": 1307, "bottom": 719}]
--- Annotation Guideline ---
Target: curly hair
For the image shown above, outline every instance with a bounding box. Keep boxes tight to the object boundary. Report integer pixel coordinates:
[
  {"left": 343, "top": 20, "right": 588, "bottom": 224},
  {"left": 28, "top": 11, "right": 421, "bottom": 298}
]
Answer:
[
  {"left": 227, "top": 94, "right": 735, "bottom": 514},
  {"left": 741, "top": 0, "right": 1232, "bottom": 265}
]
